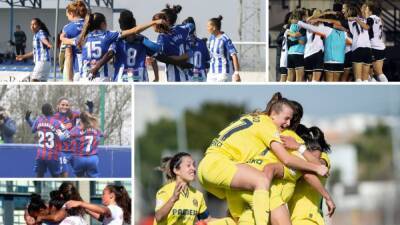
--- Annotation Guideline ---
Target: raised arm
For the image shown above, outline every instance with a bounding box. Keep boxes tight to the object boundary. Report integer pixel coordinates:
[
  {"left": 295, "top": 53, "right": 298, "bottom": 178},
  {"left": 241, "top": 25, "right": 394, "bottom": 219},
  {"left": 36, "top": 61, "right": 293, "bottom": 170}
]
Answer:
[
  {"left": 270, "top": 141, "right": 328, "bottom": 176},
  {"left": 155, "top": 182, "right": 186, "bottom": 222},
  {"left": 120, "top": 19, "right": 165, "bottom": 38},
  {"left": 65, "top": 200, "right": 111, "bottom": 218}
]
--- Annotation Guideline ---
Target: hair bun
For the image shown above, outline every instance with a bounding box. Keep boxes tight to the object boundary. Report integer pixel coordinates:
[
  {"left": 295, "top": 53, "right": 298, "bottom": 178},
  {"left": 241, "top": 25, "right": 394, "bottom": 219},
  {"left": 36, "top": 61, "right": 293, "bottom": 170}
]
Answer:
[
  {"left": 173, "top": 5, "right": 182, "bottom": 14},
  {"left": 217, "top": 15, "right": 223, "bottom": 21}
]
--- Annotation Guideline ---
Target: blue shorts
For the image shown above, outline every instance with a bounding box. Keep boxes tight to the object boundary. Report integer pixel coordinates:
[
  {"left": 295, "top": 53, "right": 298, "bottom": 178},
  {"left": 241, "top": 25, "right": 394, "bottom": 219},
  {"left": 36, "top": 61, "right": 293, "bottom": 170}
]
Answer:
[
  {"left": 72, "top": 155, "right": 99, "bottom": 178},
  {"left": 60, "top": 151, "right": 74, "bottom": 174},
  {"left": 34, "top": 158, "right": 61, "bottom": 177}
]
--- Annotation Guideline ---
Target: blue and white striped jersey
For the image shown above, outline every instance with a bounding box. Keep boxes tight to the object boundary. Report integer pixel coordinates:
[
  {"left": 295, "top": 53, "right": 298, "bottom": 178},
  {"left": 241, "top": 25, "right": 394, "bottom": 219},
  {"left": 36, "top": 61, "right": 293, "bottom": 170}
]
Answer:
[
  {"left": 33, "top": 30, "right": 51, "bottom": 62},
  {"left": 113, "top": 35, "right": 159, "bottom": 82},
  {"left": 63, "top": 18, "right": 84, "bottom": 73},
  {"left": 81, "top": 30, "right": 120, "bottom": 79},
  {"left": 157, "top": 23, "right": 194, "bottom": 82},
  {"left": 207, "top": 33, "right": 237, "bottom": 74},
  {"left": 187, "top": 36, "right": 210, "bottom": 81}
]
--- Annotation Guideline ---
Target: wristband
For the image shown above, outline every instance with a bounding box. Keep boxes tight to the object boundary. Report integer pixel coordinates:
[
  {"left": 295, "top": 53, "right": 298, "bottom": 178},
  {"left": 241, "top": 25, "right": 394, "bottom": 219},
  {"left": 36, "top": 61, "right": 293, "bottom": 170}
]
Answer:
[{"left": 298, "top": 144, "right": 307, "bottom": 155}]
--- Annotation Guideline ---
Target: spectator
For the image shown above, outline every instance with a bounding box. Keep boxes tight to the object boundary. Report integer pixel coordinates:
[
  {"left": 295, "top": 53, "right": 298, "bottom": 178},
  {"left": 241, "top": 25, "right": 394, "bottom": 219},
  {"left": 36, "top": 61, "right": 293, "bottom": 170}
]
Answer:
[
  {"left": 0, "top": 106, "right": 16, "bottom": 143},
  {"left": 14, "top": 25, "right": 27, "bottom": 60}
]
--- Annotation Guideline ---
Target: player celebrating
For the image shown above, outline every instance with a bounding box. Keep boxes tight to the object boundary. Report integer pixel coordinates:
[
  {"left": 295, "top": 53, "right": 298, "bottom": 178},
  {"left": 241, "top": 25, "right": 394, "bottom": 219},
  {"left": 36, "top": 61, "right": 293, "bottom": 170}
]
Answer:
[
  {"left": 61, "top": 12, "right": 165, "bottom": 81},
  {"left": 361, "top": 1, "right": 388, "bottom": 82},
  {"left": 347, "top": 4, "right": 372, "bottom": 82},
  {"left": 69, "top": 112, "right": 103, "bottom": 178},
  {"left": 16, "top": 18, "right": 52, "bottom": 82},
  {"left": 113, "top": 10, "right": 161, "bottom": 82},
  {"left": 288, "top": 126, "right": 334, "bottom": 225},
  {"left": 207, "top": 15, "right": 240, "bottom": 82},
  {"left": 197, "top": 92, "right": 328, "bottom": 225},
  {"left": 53, "top": 97, "right": 93, "bottom": 177},
  {"left": 154, "top": 152, "right": 236, "bottom": 225},
  {"left": 25, "top": 103, "right": 68, "bottom": 177},
  {"left": 182, "top": 17, "right": 210, "bottom": 82},
  {"left": 66, "top": 184, "right": 131, "bottom": 225},
  {"left": 62, "top": 0, "right": 88, "bottom": 81}
]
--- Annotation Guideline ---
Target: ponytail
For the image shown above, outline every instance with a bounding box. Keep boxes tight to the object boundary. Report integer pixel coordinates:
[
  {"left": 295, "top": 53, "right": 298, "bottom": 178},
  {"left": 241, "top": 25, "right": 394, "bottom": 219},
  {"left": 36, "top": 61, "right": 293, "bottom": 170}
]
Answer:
[{"left": 105, "top": 185, "right": 131, "bottom": 224}]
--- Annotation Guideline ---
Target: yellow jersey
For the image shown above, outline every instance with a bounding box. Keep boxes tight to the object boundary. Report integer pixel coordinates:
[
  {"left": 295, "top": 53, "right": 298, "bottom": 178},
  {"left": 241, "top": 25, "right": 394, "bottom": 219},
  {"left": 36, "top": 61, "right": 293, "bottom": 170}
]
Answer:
[
  {"left": 288, "top": 152, "right": 331, "bottom": 219},
  {"left": 226, "top": 129, "right": 305, "bottom": 219},
  {"left": 154, "top": 181, "right": 208, "bottom": 225},
  {"left": 206, "top": 114, "right": 281, "bottom": 163}
]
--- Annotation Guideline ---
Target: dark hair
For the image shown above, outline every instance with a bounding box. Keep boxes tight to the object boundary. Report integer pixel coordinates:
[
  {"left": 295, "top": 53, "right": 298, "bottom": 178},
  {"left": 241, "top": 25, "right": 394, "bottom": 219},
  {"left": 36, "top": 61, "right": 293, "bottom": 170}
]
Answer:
[
  {"left": 161, "top": 4, "right": 182, "bottom": 25},
  {"left": 49, "top": 190, "right": 65, "bottom": 210},
  {"left": 27, "top": 194, "right": 47, "bottom": 217},
  {"left": 119, "top": 10, "right": 136, "bottom": 30},
  {"left": 105, "top": 185, "right": 131, "bottom": 224},
  {"left": 209, "top": 15, "right": 223, "bottom": 31},
  {"left": 288, "top": 100, "right": 303, "bottom": 130},
  {"left": 32, "top": 18, "right": 51, "bottom": 36},
  {"left": 309, "top": 126, "right": 331, "bottom": 153},
  {"left": 78, "top": 12, "right": 106, "bottom": 49},
  {"left": 58, "top": 182, "right": 85, "bottom": 216},
  {"left": 295, "top": 124, "right": 310, "bottom": 138},
  {"left": 159, "top": 152, "right": 192, "bottom": 180},
  {"left": 182, "top": 17, "right": 196, "bottom": 36},
  {"left": 364, "top": 1, "right": 381, "bottom": 16},
  {"left": 152, "top": 13, "right": 170, "bottom": 33},
  {"left": 42, "top": 103, "right": 54, "bottom": 116},
  {"left": 283, "top": 12, "right": 292, "bottom": 26},
  {"left": 16, "top": 25, "right": 21, "bottom": 29}
]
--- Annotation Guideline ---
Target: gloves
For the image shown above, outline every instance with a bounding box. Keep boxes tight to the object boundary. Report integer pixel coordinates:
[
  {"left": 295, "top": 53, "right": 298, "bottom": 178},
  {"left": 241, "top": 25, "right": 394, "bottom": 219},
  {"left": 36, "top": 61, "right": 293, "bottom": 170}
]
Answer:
[
  {"left": 86, "top": 101, "right": 94, "bottom": 113},
  {"left": 25, "top": 110, "right": 31, "bottom": 121}
]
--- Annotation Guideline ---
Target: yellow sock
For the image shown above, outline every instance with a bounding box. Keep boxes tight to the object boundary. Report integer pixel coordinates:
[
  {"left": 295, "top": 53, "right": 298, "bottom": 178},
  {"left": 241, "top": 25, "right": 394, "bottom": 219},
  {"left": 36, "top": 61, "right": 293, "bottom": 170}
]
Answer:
[
  {"left": 207, "top": 217, "right": 236, "bottom": 225},
  {"left": 252, "top": 190, "right": 269, "bottom": 225}
]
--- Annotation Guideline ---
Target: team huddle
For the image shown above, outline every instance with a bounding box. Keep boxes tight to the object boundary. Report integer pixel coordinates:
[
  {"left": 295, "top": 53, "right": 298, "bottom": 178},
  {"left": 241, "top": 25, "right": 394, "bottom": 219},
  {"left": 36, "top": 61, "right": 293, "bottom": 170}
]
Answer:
[
  {"left": 25, "top": 182, "right": 131, "bottom": 225},
  {"left": 24, "top": 98, "right": 103, "bottom": 177},
  {"left": 154, "top": 92, "right": 335, "bottom": 225},
  {"left": 277, "top": 0, "right": 388, "bottom": 82},
  {"left": 15, "top": 0, "right": 240, "bottom": 82}
]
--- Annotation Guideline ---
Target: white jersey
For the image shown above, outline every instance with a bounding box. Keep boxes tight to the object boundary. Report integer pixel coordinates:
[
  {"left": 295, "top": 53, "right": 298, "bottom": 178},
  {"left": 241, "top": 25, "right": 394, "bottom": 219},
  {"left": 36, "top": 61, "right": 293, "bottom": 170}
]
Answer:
[
  {"left": 304, "top": 23, "right": 325, "bottom": 58},
  {"left": 279, "top": 30, "right": 288, "bottom": 68},
  {"left": 367, "top": 15, "right": 385, "bottom": 50},
  {"left": 59, "top": 216, "right": 87, "bottom": 225},
  {"left": 348, "top": 19, "right": 371, "bottom": 51},
  {"left": 103, "top": 204, "right": 124, "bottom": 225}
]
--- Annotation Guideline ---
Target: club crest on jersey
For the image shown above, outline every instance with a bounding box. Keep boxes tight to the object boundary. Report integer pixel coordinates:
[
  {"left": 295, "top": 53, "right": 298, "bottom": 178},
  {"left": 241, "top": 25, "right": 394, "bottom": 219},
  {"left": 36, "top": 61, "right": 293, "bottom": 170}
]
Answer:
[{"left": 193, "top": 199, "right": 198, "bottom": 207}]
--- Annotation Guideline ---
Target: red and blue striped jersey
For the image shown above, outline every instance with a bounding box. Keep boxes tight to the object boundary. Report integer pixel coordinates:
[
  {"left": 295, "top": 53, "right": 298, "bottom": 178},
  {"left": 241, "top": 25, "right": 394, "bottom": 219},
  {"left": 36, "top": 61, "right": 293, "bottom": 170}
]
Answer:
[
  {"left": 70, "top": 127, "right": 103, "bottom": 156},
  {"left": 32, "top": 116, "right": 67, "bottom": 160},
  {"left": 53, "top": 110, "right": 80, "bottom": 152}
]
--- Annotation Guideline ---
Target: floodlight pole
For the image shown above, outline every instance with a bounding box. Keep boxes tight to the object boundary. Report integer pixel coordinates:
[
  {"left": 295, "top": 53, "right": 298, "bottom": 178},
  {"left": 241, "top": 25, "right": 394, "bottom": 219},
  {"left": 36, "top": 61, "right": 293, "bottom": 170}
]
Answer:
[{"left": 53, "top": 0, "right": 60, "bottom": 81}]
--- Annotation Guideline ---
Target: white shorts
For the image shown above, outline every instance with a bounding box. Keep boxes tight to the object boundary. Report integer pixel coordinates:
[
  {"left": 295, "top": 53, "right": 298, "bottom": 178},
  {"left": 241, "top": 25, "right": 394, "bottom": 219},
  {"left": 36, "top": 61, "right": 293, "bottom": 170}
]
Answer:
[
  {"left": 207, "top": 72, "right": 231, "bottom": 82},
  {"left": 31, "top": 61, "right": 51, "bottom": 81}
]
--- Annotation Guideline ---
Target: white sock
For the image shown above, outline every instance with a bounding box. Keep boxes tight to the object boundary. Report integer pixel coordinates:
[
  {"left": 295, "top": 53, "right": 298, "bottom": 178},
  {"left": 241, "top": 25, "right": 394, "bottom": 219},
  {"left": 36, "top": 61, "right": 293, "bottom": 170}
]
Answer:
[
  {"left": 363, "top": 80, "right": 369, "bottom": 82},
  {"left": 378, "top": 74, "right": 388, "bottom": 82},
  {"left": 356, "top": 79, "right": 362, "bottom": 82}
]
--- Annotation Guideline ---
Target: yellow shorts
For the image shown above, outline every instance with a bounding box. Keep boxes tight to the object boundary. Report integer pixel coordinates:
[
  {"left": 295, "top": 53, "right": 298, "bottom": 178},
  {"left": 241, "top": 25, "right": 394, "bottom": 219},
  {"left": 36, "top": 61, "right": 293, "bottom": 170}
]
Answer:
[
  {"left": 292, "top": 212, "right": 325, "bottom": 225},
  {"left": 197, "top": 153, "right": 238, "bottom": 199},
  {"left": 238, "top": 209, "right": 255, "bottom": 225}
]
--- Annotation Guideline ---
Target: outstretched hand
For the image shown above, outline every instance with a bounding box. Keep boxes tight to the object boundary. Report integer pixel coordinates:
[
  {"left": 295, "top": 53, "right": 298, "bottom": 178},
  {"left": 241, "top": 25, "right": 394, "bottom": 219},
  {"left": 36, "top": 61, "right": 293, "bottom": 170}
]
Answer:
[{"left": 25, "top": 110, "right": 32, "bottom": 121}]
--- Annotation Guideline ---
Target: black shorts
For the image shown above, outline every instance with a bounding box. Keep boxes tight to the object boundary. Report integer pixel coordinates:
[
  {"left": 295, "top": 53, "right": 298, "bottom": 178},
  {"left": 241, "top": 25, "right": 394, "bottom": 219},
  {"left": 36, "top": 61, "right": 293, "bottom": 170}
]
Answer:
[
  {"left": 371, "top": 49, "right": 385, "bottom": 61},
  {"left": 279, "top": 67, "right": 288, "bottom": 75},
  {"left": 304, "top": 51, "right": 324, "bottom": 72},
  {"left": 287, "top": 54, "right": 304, "bottom": 69},
  {"left": 344, "top": 52, "right": 352, "bottom": 69},
  {"left": 352, "top": 47, "right": 372, "bottom": 64},
  {"left": 324, "top": 63, "right": 344, "bottom": 72}
]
